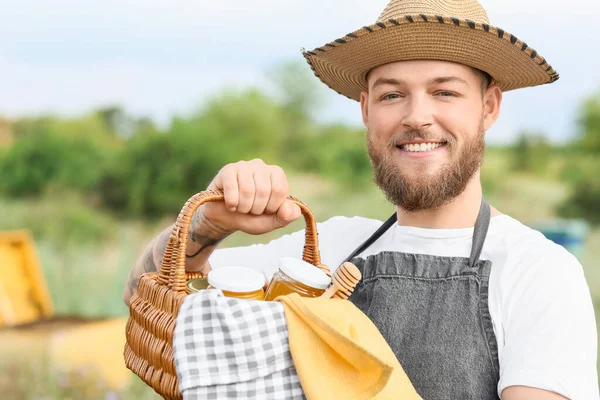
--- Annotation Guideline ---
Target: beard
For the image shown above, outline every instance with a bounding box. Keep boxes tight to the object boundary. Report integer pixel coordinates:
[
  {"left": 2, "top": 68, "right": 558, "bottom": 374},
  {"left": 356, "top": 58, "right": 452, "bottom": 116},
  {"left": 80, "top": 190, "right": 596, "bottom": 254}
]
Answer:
[{"left": 367, "top": 119, "right": 485, "bottom": 212}]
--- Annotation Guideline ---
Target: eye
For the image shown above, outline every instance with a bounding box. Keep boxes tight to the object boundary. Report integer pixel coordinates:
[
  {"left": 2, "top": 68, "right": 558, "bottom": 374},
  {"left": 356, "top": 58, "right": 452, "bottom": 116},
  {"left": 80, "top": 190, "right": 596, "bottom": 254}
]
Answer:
[
  {"left": 435, "top": 91, "right": 458, "bottom": 97},
  {"left": 381, "top": 93, "right": 403, "bottom": 101}
]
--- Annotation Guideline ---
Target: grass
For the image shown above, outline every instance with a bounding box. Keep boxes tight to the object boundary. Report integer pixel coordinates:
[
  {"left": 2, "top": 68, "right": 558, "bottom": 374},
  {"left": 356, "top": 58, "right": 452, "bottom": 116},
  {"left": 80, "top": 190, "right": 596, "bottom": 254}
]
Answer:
[
  {"left": 0, "top": 169, "right": 598, "bottom": 398},
  {"left": 0, "top": 355, "right": 160, "bottom": 400},
  {"left": 34, "top": 225, "right": 150, "bottom": 318}
]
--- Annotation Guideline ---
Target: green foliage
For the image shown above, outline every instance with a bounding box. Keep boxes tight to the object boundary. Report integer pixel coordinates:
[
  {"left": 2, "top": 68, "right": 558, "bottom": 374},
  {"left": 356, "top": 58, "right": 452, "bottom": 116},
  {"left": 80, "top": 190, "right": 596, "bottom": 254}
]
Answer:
[
  {"left": 558, "top": 175, "right": 600, "bottom": 225},
  {"left": 97, "top": 89, "right": 290, "bottom": 218},
  {"left": 0, "top": 191, "right": 117, "bottom": 248},
  {"left": 266, "top": 60, "right": 324, "bottom": 130},
  {"left": 0, "top": 63, "right": 598, "bottom": 226},
  {"left": 279, "top": 123, "right": 371, "bottom": 188},
  {"left": 1, "top": 354, "right": 160, "bottom": 400},
  {"left": 510, "top": 130, "right": 553, "bottom": 175},
  {"left": 0, "top": 117, "right": 113, "bottom": 197},
  {"left": 0, "top": 61, "right": 373, "bottom": 220},
  {"left": 195, "top": 88, "right": 286, "bottom": 163},
  {"left": 315, "top": 124, "right": 371, "bottom": 185},
  {"left": 557, "top": 156, "right": 600, "bottom": 225},
  {"left": 481, "top": 147, "right": 509, "bottom": 196},
  {"left": 555, "top": 90, "right": 600, "bottom": 225},
  {"left": 574, "top": 92, "right": 600, "bottom": 153}
]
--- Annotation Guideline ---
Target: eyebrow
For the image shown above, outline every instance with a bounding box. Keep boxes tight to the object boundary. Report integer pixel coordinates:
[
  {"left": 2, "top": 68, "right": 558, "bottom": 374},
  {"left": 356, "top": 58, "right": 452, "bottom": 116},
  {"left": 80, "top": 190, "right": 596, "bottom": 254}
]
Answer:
[
  {"left": 429, "top": 76, "right": 470, "bottom": 86},
  {"left": 371, "top": 77, "right": 405, "bottom": 89},
  {"left": 371, "top": 76, "right": 470, "bottom": 89}
]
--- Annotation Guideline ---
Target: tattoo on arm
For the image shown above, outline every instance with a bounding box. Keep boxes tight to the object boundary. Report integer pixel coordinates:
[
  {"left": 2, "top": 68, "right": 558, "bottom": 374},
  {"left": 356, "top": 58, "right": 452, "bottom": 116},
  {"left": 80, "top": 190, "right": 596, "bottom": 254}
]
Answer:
[
  {"left": 124, "top": 208, "right": 231, "bottom": 305},
  {"left": 189, "top": 206, "right": 231, "bottom": 239},
  {"left": 186, "top": 208, "right": 231, "bottom": 258},
  {"left": 186, "top": 236, "right": 221, "bottom": 258},
  {"left": 152, "top": 229, "right": 170, "bottom": 270}
]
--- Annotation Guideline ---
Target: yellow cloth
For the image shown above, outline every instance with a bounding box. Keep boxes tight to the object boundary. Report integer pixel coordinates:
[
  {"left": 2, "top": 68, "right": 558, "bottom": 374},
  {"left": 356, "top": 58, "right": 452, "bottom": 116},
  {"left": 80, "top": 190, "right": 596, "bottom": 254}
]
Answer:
[{"left": 277, "top": 294, "right": 423, "bottom": 400}]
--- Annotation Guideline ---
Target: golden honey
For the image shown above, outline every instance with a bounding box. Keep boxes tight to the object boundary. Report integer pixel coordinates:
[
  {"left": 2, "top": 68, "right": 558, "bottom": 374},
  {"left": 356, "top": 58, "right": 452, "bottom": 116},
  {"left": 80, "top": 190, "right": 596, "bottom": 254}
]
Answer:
[
  {"left": 263, "top": 257, "right": 330, "bottom": 301},
  {"left": 264, "top": 270, "right": 325, "bottom": 300},
  {"left": 221, "top": 288, "right": 265, "bottom": 300},
  {"left": 207, "top": 266, "right": 266, "bottom": 301},
  {"left": 206, "top": 284, "right": 265, "bottom": 300}
]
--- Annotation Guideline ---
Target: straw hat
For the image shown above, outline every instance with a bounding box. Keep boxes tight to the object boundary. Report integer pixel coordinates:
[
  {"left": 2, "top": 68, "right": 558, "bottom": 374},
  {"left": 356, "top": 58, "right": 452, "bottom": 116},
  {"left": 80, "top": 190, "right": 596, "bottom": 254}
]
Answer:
[{"left": 302, "top": 0, "right": 559, "bottom": 101}]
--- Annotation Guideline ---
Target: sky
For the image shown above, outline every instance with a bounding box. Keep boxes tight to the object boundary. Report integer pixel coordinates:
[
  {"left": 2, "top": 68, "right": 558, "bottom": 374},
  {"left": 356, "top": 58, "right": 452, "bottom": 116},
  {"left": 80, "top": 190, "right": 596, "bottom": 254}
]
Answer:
[{"left": 0, "top": 0, "right": 599, "bottom": 144}]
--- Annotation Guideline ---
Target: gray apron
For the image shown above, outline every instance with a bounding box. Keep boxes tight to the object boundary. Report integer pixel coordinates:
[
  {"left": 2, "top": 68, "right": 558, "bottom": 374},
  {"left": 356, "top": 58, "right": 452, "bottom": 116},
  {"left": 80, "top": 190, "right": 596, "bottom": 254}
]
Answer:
[{"left": 346, "top": 200, "right": 500, "bottom": 400}]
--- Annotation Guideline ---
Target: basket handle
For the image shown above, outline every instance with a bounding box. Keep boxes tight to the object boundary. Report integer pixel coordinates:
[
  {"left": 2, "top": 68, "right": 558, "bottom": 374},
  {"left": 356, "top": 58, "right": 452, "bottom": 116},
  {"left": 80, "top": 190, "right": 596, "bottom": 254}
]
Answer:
[{"left": 157, "top": 189, "right": 329, "bottom": 292}]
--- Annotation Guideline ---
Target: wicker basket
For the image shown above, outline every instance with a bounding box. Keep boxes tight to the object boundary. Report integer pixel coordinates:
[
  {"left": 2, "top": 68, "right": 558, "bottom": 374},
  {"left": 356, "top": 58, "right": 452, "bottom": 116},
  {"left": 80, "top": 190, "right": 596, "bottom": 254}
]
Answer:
[{"left": 123, "top": 190, "right": 331, "bottom": 399}]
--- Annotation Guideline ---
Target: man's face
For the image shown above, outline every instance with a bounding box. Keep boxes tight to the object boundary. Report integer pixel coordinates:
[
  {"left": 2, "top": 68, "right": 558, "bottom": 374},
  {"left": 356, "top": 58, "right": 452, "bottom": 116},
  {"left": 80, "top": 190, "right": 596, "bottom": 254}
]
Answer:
[{"left": 361, "top": 60, "right": 495, "bottom": 212}]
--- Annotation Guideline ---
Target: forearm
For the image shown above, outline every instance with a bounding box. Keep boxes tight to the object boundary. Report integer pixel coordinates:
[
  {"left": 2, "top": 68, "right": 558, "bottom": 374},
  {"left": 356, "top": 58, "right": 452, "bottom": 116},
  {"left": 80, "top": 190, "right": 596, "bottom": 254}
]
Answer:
[
  {"left": 184, "top": 204, "right": 232, "bottom": 271},
  {"left": 122, "top": 206, "right": 232, "bottom": 306}
]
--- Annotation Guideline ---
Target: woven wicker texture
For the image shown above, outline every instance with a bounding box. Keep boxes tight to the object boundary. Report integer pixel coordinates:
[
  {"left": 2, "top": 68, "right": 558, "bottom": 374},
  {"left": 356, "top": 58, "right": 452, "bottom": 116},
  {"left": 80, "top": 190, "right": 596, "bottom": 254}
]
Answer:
[
  {"left": 302, "top": 0, "right": 558, "bottom": 101},
  {"left": 378, "top": 0, "right": 489, "bottom": 22},
  {"left": 123, "top": 190, "right": 329, "bottom": 399}
]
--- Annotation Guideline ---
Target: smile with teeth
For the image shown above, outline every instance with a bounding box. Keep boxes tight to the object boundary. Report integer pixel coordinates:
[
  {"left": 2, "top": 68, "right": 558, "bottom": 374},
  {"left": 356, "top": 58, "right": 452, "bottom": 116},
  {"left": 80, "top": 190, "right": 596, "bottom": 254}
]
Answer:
[{"left": 399, "top": 142, "right": 446, "bottom": 152}]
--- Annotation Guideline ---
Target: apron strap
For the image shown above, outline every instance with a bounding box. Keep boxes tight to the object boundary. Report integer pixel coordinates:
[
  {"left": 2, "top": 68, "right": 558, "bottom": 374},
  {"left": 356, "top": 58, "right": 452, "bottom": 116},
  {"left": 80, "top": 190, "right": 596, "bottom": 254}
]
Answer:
[
  {"left": 342, "top": 212, "right": 397, "bottom": 263},
  {"left": 342, "top": 198, "right": 492, "bottom": 267},
  {"left": 469, "top": 198, "right": 491, "bottom": 268}
]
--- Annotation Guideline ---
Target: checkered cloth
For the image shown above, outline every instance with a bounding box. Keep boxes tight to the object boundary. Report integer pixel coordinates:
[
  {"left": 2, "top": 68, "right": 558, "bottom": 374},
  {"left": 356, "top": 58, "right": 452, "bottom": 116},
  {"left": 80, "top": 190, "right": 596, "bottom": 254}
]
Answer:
[{"left": 173, "top": 289, "right": 306, "bottom": 400}]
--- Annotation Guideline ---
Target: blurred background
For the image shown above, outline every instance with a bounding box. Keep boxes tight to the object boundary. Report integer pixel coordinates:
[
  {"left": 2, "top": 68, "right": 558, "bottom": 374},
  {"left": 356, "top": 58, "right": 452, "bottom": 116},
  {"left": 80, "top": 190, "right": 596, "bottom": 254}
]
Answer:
[{"left": 0, "top": 0, "right": 598, "bottom": 398}]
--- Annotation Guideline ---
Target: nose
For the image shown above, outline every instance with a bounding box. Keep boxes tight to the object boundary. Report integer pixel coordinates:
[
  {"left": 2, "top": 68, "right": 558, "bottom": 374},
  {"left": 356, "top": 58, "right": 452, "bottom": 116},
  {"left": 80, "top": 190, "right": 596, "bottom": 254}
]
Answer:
[{"left": 402, "top": 96, "right": 434, "bottom": 130}]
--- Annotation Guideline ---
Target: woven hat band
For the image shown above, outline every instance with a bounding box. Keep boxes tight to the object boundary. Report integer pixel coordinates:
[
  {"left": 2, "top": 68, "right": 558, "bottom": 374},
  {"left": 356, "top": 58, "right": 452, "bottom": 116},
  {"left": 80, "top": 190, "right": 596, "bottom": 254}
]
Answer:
[{"left": 303, "top": 0, "right": 557, "bottom": 101}]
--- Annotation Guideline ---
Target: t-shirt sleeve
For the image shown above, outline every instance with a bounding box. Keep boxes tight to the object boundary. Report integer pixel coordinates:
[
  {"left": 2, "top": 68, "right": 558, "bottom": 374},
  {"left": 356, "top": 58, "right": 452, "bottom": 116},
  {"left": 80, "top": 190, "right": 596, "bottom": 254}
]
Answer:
[
  {"left": 498, "top": 245, "right": 599, "bottom": 400},
  {"left": 208, "top": 215, "right": 382, "bottom": 282}
]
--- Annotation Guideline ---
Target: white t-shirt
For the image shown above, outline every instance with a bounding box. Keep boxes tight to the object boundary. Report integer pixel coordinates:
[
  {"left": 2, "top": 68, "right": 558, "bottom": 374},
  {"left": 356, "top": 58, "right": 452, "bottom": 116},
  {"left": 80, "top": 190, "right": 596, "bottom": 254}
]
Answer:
[{"left": 209, "top": 214, "right": 599, "bottom": 399}]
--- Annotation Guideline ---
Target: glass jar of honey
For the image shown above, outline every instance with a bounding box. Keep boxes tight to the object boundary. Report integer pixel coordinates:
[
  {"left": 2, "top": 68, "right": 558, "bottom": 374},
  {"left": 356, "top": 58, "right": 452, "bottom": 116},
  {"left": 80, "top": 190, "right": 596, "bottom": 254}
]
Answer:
[
  {"left": 187, "top": 276, "right": 209, "bottom": 293},
  {"left": 263, "top": 257, "right": 330, "bottom": 301},
  {"left": 207, "top": 266, "right": 266, "bottom": 301}
]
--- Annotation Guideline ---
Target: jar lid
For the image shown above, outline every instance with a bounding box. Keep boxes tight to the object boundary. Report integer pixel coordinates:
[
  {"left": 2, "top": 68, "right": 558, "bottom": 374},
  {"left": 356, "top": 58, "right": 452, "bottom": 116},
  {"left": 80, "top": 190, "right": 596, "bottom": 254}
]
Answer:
[
  {"left": 187, "top": 277, "right": 209, "bottom": 292},
  {"left": 207, "top": 266, "right": 265, "bottom": 293},
  {"left": 278, "top": 257, "right": 330, "bottom": 289}
]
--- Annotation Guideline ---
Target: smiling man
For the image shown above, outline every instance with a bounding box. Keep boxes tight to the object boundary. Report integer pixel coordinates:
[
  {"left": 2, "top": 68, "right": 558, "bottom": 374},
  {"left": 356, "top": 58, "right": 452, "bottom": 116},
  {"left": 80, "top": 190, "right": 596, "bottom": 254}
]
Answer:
[
  {"left": 364, "top": 62, "right": 494, "bottom": 215},
  {"left": 123, "top": 0, "right": 599, "bottom": 399}
]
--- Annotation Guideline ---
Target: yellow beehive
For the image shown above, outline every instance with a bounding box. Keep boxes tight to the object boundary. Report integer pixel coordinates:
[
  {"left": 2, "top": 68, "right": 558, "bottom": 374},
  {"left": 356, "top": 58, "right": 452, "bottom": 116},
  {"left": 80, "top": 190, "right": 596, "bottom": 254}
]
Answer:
[{"left": 0, "top": 230, "right": 54, "bottom": 327}]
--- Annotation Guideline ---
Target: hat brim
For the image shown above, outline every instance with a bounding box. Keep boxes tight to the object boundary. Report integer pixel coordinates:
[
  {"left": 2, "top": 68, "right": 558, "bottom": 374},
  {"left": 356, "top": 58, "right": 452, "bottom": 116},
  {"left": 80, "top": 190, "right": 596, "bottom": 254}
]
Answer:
[{"left": 302, "top": 15, "right": 558, "bottom": 101}]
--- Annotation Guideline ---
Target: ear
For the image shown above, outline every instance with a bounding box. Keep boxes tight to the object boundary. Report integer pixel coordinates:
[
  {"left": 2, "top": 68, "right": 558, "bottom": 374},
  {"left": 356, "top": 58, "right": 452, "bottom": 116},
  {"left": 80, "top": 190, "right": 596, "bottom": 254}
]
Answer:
[
  {"left": 360, "top": 91, "right": 369, "bottom": 128},
  {"left": 482, "top": 85, "right": 502, "bottom": 131}
]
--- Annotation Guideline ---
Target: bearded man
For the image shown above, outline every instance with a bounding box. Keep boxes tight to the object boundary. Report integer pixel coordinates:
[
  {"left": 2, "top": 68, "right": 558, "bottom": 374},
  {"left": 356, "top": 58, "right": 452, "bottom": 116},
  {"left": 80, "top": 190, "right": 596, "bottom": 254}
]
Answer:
[{"left": 123, "top": 0, "right": 598, "bottom": 398}]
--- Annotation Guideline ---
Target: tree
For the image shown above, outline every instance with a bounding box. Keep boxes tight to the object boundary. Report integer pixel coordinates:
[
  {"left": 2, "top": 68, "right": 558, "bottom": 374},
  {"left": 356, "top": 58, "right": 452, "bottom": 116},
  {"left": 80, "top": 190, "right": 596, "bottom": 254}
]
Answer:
[
  {"left": 558, "top": 171, "right": 600, "bottom": 225},
  {"left": 267, "top": 61, "right": 324, "bottom": 124},
  {"left": 512, "top": 131, "right": 533, "bottom": 172},
  {"left": 195, "top": 88, "right": 287, "bottom": 164},
  {"left": 0, "top": 116, "right": 115, "bottom": 197},
  {"left": 574, "top": 91, "right": 600, "bottom": 152},
  {"left": 556, "top": 90, "right": 600, "bottom": 225},
  {"left": 511, "top": 130, "right": 552, "bottom": 174},
  {"left": 96, "top": 106, "right": 145, "bottom": 139}
]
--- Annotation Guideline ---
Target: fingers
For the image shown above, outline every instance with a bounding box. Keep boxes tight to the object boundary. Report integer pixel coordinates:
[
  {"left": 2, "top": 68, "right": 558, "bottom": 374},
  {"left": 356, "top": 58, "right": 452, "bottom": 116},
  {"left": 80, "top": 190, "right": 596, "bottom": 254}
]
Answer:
[
  {"left": 210, "top": 159, "right": 291, "bottom": 217},
  {"left": 265, "top": 166, "right": 288, "bottom": 215},
  {"left": 251, "top": 170, "right": 271, "bottom": 215},
  {"left": 275, "top": 200, "right": 302, "bottom": 228},
  {"left": 236, "top": 166, "right": 255, "bottom": 213},
  {"left": 214, "top": 164, "right": 240, "bottom": 212}
]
